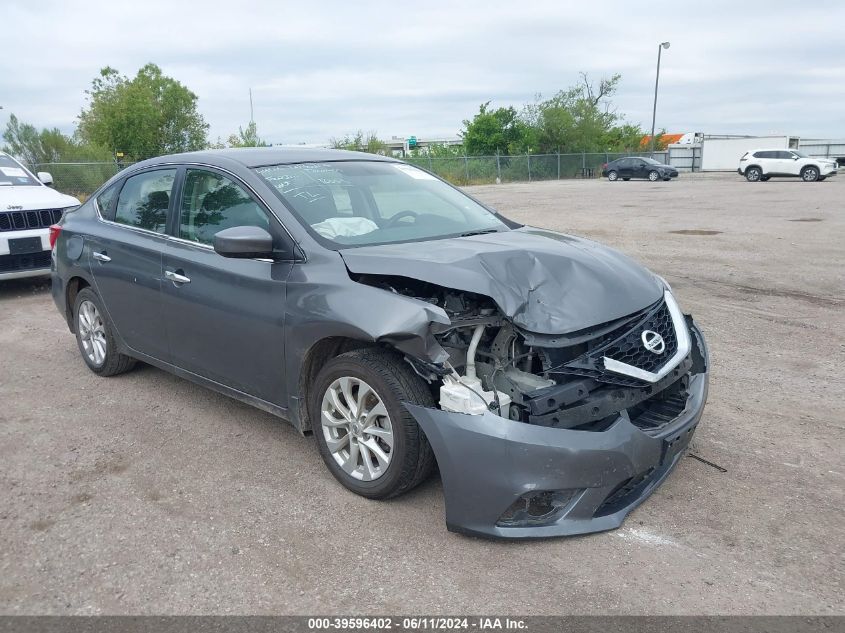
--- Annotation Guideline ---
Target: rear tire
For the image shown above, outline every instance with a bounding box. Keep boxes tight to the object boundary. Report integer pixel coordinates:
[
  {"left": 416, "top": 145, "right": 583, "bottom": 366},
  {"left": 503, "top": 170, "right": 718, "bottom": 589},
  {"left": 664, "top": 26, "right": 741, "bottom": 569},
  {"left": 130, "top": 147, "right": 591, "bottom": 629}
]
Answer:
[
  {"left": 73, "top": 288, "right": 136, "bottom": 376},
  {"left": 310, "top": 348, "right": 435, "bottom": 500},
  {"left": 607, "top": 170, "right": 618, "bottom": 181},
  {"left": 648, "top": 170, "right": 660, "bottom": 182},
  {"left": 801, "top": 166, "right": 819, "bottom": 182},
  {"left": 745, "top": 167, "right": 762, "bottom": 182}
]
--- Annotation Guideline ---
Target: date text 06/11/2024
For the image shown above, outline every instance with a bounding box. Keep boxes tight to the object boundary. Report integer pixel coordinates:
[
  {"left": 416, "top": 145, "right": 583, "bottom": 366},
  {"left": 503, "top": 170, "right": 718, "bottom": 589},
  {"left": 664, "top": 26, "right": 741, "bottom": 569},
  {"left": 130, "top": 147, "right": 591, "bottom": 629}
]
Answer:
[{"left": 307, "top": 617, "right": 528, "bottom": 630}]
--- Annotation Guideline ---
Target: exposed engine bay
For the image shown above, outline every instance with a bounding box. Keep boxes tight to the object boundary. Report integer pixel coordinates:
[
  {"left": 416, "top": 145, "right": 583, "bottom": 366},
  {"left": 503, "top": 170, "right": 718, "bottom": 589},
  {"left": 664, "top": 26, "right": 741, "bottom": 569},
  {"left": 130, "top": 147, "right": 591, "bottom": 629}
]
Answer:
[{"left": 354, "top": 273, "right": 707, "bottom": 434}]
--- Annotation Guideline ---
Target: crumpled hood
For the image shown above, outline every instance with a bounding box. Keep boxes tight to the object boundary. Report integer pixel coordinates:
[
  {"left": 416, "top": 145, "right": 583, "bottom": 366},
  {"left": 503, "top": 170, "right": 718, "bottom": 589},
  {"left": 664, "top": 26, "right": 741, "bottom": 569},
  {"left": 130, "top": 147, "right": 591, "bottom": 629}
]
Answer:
[
  {"left": 340, "top": 227, "right": 663, "bottom": 335},
  {"left": 0, "top": 185, "right": 80, "bottom": 211}
]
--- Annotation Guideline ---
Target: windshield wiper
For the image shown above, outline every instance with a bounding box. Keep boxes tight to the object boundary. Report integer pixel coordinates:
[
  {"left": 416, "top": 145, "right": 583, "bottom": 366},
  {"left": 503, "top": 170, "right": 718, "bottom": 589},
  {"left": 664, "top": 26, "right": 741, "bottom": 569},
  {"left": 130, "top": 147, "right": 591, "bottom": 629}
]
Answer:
[{"left": 459, "top": 228, "right": 500, "bottom": 237}]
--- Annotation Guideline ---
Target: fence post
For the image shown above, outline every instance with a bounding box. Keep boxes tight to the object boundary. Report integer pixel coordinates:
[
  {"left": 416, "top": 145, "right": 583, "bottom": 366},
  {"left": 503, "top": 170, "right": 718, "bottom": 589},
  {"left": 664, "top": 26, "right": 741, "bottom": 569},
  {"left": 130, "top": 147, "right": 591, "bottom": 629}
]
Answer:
[
  {"left": 557, "top": 150, "right": 560, "bottom": 180},
  {"left": 582, "top": 151, "right": 586, "bottom": 175},
  {"left": 464, "top": 153, "right": 469, "bottom": 182},
  {"left": 428, "top": 152, "right": 433, "bottom": 172},
  {"left": 527, "top": 152, "right": 531, "bottom": 182},
  {"left": 496, "top": 151, "right": 501, "bottom": 183}
]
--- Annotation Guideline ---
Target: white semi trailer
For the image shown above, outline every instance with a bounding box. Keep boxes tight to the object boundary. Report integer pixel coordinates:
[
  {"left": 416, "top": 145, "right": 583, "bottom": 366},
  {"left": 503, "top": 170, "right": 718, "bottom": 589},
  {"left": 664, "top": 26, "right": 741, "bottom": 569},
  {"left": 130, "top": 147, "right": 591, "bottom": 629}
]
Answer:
[{"left": 700, "top": 136, "right": 800, "bottom": 171}]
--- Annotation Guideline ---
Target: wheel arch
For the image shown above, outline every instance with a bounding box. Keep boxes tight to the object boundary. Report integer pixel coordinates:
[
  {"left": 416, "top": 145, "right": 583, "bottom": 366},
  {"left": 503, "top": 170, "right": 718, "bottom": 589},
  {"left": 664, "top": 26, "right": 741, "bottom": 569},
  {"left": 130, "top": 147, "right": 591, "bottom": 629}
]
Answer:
[
  {"left": 65, "top": 275, "right": 92, "bottom": 333},
  {"left": 745, "top": 164, "right": 763, "bottom": 179},
  {"left": 295, "top": 336, "right": 382, "bottom": 433}
]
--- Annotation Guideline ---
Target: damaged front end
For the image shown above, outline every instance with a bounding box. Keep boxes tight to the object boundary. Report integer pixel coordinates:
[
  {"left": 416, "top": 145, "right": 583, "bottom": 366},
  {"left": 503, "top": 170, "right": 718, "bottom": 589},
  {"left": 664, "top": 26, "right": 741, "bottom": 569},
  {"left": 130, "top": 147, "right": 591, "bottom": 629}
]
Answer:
[{"left": 355, "top": 272, "right": 710, "bottom": 538}]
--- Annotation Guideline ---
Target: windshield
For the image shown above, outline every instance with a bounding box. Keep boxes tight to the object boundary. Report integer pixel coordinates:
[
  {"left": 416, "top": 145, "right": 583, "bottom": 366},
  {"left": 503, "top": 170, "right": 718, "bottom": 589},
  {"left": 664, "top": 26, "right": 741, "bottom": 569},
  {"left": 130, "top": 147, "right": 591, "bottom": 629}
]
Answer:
[
  {"left": 0, "top": 154, "right": 39, "bottom": 186},
  {"left": 791, "top": 151, "right": 808, "bottom": 158},
  {"left": 255, "top": 161, "right": 509, "bottom": 247}
]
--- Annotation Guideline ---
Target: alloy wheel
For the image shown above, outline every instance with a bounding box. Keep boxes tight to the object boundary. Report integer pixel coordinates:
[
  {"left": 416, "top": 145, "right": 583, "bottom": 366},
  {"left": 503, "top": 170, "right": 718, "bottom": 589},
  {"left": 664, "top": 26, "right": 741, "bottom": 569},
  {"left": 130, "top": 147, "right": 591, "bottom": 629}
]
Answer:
[
  {"left": 320, "top": 376, "right": 394, "bottom": 481},
  {"left": 607, "top": 171, "right": 618, "bottom": 181},
  {"left": 802, "top": 167, "right": 819, "bottom": 182},
  {"left": 747, "top": 168, "right": 761, "bottom": 182},
  {"left": 78, "top": 300, "right": 107, "bottom": 365},
  {"left": 648, "top": 171, "right": 659, "bottom": 181}
]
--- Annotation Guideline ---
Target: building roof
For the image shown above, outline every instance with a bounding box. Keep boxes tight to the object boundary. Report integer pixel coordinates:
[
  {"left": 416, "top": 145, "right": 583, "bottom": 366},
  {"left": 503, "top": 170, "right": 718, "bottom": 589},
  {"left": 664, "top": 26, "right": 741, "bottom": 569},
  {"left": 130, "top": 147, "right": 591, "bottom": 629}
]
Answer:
[{"left": 640, "top": 133, "right": 685, "bottom": 148}]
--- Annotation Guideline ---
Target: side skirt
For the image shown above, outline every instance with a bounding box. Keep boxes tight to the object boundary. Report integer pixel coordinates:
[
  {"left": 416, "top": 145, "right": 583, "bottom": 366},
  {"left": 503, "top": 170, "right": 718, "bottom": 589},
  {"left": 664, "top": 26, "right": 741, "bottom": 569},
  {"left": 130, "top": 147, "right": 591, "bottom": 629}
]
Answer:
[{"left": 125, "top": 347, "right": 295, "bottom": 429}]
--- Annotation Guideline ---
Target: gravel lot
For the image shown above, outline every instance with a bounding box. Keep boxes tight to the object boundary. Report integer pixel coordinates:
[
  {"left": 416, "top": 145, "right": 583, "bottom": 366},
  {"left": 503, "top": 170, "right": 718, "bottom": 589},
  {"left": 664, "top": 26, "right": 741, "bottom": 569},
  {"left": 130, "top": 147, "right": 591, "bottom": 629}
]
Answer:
[{"left": 1, "top": 173, "right": 843, "bottom": 615}]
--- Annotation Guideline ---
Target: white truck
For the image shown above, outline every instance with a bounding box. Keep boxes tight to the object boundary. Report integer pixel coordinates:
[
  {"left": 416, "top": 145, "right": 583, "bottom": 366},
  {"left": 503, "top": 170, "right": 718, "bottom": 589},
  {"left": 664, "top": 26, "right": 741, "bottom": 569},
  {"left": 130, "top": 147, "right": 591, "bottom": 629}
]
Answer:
[
  {"left": 700, "top": 136, "right": 800, "bottom": 171},
  {"left": 1, "top": 152, "right": 80, "bottom": 280}
]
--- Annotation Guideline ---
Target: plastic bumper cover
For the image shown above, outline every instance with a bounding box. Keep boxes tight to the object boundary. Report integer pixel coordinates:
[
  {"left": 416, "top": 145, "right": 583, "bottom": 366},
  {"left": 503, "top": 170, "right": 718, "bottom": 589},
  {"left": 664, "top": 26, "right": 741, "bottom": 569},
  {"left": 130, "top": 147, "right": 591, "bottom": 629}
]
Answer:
[{"left": 406, "top": 322, "right": 709, "bottom": 539}]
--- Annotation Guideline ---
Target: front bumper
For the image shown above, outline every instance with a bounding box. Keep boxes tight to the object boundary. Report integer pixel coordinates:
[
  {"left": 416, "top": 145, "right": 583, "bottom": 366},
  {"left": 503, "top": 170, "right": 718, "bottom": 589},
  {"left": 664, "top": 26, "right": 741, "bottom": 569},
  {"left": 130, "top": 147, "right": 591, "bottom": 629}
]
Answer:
[
  {"left": 407, "top": 321, "right": 709, "bottom": 539},
  {"left": 0, "top": 228, "right": 52, "bottom": 280}
]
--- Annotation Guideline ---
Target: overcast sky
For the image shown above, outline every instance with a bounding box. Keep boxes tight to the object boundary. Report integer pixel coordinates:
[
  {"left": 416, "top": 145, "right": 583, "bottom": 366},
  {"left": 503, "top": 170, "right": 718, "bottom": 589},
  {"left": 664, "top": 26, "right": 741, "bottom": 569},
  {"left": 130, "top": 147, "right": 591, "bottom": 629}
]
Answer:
[{"left": 3, "top": 1, "right": 844, "bottom": 146}]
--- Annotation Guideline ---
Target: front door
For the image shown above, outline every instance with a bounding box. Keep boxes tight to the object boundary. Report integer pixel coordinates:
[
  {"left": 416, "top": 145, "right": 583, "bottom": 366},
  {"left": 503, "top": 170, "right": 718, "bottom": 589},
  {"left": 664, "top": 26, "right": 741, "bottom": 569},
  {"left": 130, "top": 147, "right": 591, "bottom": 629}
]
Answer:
[
  {"left": 88, "top": 168, "right": 176, "bottom": 362},
  {"left": 631, "top": 159, "right": 649, "bottom": 179},
  {"left": 160, "top": 167, "right": 293, "bottom": 406}
]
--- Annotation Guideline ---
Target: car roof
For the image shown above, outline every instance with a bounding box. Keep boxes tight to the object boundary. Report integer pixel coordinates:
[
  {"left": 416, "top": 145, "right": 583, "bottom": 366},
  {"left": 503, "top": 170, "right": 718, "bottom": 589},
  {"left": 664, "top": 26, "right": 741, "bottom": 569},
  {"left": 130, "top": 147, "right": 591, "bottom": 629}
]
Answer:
[{"left": 132, "top": 147, "right": 400, "bottom": 170}]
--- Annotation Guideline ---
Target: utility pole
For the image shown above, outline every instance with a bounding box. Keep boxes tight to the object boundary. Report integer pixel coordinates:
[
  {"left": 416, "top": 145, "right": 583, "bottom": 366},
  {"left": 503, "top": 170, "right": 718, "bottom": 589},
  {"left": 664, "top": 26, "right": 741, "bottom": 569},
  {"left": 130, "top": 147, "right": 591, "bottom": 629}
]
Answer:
[{"left": 650, "top": 42, "right": 671, "bottom": 155}]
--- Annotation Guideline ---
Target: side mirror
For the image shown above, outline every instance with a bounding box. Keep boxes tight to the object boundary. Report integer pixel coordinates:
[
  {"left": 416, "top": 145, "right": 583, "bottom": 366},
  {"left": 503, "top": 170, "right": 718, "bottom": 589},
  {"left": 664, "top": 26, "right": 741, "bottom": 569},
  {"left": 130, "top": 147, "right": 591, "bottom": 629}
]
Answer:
[
  {"left": 213, "top": 226, "right": 275, "bottom": 259},
  {"left": 793, "top": 156, "right": 799, "bottom": 160},
  {"left": 37, "top": 171, "right": 54, "bottom": 186}
]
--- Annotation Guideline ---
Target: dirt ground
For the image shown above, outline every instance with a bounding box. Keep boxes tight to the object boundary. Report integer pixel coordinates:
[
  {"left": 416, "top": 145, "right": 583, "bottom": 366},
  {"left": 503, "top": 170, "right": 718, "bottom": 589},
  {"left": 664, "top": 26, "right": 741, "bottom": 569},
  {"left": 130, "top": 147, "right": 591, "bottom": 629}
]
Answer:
[{"left": 1, "top": 173, "right": 843, "bottom": 615}]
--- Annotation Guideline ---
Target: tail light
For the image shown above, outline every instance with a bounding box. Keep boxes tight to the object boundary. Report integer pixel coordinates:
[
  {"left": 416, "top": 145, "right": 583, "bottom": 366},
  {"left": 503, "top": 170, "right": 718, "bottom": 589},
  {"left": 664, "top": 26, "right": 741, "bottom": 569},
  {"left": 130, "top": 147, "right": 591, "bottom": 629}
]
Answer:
[{"left": 48, "top": 224, "right": 62, "bottom": 249}]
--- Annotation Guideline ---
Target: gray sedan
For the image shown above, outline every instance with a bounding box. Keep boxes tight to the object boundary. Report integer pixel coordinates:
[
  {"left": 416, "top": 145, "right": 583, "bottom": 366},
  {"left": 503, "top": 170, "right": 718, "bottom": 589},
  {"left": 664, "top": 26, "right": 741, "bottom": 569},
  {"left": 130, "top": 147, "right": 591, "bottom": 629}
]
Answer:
[{"left": 50, "top": 148, "right": 709, "bottom": 538}]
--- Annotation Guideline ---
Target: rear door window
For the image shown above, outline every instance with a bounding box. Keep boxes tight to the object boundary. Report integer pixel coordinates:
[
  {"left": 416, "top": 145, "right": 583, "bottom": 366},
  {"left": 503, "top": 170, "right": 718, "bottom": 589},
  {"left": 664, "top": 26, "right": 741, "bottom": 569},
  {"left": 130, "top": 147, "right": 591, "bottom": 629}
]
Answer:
[
  {"left": 95, "top": 183, "right": 120, "bottom": 221},
  {"left": 114, "top": 170, "right": 176, "bottom": 234}
]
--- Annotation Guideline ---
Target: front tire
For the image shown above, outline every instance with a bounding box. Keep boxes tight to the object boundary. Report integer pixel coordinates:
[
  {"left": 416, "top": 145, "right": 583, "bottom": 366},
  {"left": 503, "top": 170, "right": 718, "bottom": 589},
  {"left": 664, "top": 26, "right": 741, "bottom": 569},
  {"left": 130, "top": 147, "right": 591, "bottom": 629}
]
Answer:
[
  {"left": 801, "top": 166, "right": 820, "bottom": 182},
  {"left": 310, "top": 348, "right": 435, "bottom": 500},
  {"left": 73, "top": 288, "right": 136, "bottom": 376},
  {"left": 607, "top": 170, "right": 618, "bottom": 181},
  {"left": 648, "top": 170, "right": 660, "bottom": 182}
]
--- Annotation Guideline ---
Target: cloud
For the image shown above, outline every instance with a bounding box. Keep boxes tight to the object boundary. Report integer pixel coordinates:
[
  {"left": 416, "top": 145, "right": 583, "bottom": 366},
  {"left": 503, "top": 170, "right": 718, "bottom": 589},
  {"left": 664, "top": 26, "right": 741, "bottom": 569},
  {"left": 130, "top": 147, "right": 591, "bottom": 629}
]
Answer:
[{"left": 2, "top": 0, "right": 843, "bottom": 144}]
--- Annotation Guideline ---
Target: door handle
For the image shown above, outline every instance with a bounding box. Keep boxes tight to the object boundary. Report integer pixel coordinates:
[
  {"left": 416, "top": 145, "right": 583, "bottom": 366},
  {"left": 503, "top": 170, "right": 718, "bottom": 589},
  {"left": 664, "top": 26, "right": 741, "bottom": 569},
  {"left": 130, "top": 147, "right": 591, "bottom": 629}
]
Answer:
[
  {"left": 92, "top": 251, "right": 111, "bottom": 263},
  {"left": 165, "top": 269, "right": 191, "bottom": 284}
]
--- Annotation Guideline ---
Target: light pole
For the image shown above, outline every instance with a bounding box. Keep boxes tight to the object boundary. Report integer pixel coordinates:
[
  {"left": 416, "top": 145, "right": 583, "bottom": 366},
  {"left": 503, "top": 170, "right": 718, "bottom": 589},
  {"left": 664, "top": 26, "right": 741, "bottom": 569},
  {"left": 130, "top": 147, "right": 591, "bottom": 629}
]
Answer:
[{"left": 650, "top": 41, "right": 670, "bottom": 155}]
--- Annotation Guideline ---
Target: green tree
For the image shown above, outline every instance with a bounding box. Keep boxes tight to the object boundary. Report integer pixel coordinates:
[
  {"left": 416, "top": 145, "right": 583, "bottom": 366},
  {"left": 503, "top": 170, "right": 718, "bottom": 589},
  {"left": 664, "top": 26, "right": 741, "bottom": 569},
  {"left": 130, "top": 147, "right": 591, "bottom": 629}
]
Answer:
[
  {"left": 77, "top": 63, "right": 209, "bottom": 160},
  {"left": 330, "top": 130, "right": 386, "bottom": 154},
  {"left": 459, "top": 74, "right": 645, "bottom": 156},
  {"left": 3, "top": 113, "right": 114, "bottom": 164},
  {"left": 227, "top": 121, "right": 267, "bottom": 147},
  {"left": 461, "top": 102, "right": 529, "bottom": 155}
]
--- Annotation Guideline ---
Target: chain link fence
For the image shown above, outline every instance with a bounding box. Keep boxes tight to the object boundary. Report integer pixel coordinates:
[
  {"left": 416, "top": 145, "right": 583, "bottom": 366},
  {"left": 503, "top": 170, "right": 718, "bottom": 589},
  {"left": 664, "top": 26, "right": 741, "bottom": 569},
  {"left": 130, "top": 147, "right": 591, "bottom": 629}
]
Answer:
[
  {"left": 405, "top": 151, "right": 669, "bottom": 186},
  {"left": 27, "top": 151, "right": 669, "bottom": 198},
  {"left": 25, "top": 161, "right": 134, "bottom": 201}
]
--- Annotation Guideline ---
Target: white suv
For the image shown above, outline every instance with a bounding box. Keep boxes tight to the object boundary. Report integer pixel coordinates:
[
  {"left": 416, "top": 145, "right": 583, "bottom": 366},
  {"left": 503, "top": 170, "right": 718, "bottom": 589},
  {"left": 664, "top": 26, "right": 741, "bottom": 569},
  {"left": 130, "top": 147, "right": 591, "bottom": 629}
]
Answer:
[
  {"left": 738, "top": 149, "right": 838, "bottom": 182},
  {"left": 1, "top": 152, "right": 80, "bottom": 280}
]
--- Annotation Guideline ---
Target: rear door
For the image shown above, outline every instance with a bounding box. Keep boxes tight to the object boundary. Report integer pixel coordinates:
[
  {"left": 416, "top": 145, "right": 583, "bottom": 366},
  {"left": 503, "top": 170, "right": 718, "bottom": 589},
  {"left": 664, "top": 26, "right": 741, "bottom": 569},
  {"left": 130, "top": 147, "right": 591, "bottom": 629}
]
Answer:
[
  {"left": 780, "top": 151, "right": 801, "bottom": 175},
  {"left": 159, "top": 167, "right": 293, "bottom": 405},
  {"left": 88, "top": 168, "right": 176, "bottom": 362},
  {"left": 617, "top": 158, "right": 634, "bottom": 179}
]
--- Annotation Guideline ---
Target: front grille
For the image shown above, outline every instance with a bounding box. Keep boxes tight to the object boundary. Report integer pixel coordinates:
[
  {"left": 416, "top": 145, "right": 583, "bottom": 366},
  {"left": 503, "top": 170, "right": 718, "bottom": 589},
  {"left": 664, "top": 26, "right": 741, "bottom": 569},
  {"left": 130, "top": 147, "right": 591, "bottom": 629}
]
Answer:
[
  {"left": 553, "top": 298, "right": 682, "bottom": 387},
  {"left": 0, "top": 251, "right": 51, "bottom": 273},
  {"left": 0, "top": 208, "right": 64, "bottom": 232},
  {"left": 603, "top": 301, "right": 678, "bottom": 374}
]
